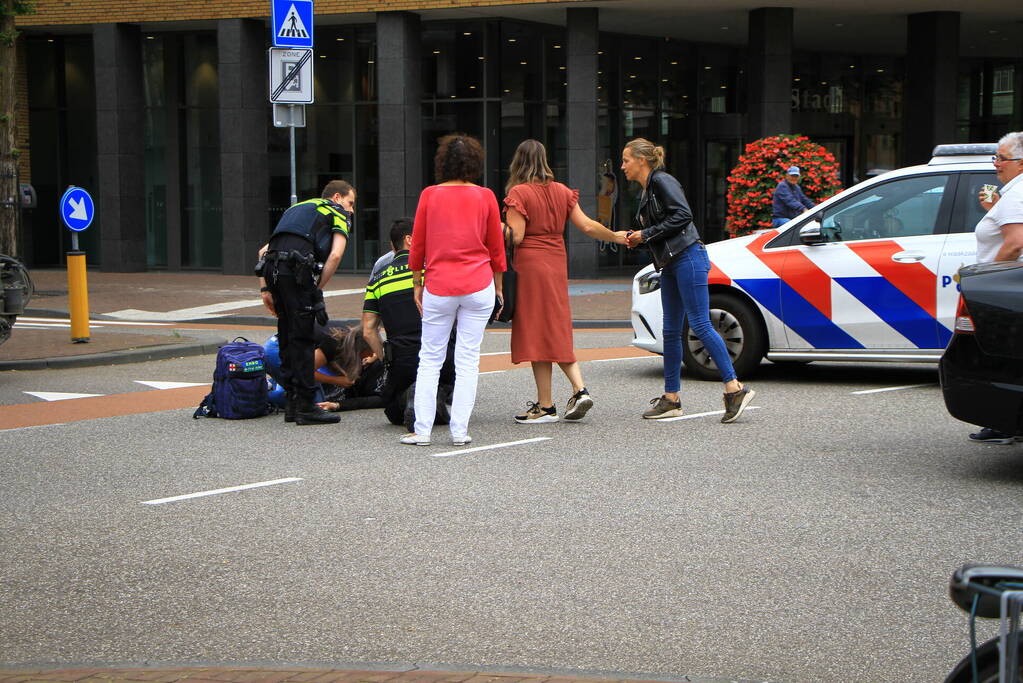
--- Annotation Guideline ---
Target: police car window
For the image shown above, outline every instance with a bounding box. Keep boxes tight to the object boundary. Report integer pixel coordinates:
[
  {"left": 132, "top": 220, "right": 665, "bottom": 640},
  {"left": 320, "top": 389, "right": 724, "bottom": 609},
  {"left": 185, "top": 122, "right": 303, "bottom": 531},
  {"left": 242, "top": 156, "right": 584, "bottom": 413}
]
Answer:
[
  {"left": 819, "top": 174, "right": 952, "bottom": 242},
  {"left": 954, "top": 172, "right": 999, "bottom": 233}
]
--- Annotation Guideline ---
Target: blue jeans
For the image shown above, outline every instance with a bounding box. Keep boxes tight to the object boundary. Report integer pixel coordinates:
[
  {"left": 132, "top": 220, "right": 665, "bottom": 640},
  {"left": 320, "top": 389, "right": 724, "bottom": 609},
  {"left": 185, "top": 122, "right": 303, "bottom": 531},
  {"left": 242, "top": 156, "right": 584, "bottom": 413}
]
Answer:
[
  {"left": 660, "top": 243, "right": 737, "bottom": 392},
  {"left": 771, "top": 217, "right": 789, "bottom": 228}
]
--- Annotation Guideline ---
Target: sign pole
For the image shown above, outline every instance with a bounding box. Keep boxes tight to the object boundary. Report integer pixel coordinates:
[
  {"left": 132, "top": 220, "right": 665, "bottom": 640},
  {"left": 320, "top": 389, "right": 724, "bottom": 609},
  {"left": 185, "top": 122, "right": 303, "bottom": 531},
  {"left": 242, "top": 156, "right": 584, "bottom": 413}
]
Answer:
[
  {"left": 289, "top": 105, "right": 298, "bottom": 206},
  {"left": 60, "top": 186, "right": 94, "bottom": 343}
]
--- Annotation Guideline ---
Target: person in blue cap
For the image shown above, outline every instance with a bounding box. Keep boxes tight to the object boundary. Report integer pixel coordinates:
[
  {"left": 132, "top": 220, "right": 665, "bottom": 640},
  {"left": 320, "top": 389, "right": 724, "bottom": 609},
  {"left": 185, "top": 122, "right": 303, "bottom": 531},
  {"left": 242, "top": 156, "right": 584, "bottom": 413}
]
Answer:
[{"left": 771, "top": 166, "right": 816, "bottom": 228}]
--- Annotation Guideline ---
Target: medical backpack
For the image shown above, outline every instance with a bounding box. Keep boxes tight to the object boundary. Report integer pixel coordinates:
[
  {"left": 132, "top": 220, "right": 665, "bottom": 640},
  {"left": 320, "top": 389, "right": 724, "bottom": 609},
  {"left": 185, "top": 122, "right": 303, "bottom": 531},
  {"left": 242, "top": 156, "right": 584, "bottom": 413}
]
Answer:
[{"left": 193, "top": 337, "right": 272, "bottom": 419}]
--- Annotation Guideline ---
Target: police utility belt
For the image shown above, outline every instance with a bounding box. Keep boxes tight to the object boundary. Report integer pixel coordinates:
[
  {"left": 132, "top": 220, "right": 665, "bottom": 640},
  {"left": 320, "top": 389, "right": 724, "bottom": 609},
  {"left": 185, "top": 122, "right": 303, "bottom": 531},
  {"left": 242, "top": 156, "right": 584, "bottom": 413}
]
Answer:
[{"left": 254, "top": 250, "right": 323, "bottom": 277}]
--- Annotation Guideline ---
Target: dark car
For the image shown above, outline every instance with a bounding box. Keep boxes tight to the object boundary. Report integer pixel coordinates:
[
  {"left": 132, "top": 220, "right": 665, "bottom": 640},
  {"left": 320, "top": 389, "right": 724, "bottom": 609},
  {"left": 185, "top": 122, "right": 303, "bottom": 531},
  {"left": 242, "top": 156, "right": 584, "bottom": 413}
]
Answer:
[{"left": 940, "top": 261, "right": 1023, "bottom": 437}]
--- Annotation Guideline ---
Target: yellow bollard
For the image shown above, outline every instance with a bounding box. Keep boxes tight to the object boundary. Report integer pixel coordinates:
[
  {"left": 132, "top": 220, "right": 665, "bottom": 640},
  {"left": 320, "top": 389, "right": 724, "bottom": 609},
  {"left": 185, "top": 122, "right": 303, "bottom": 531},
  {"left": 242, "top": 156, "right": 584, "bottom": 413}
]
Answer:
[{"left": 67, "top": 250, "right": 90, "bottom": 342}]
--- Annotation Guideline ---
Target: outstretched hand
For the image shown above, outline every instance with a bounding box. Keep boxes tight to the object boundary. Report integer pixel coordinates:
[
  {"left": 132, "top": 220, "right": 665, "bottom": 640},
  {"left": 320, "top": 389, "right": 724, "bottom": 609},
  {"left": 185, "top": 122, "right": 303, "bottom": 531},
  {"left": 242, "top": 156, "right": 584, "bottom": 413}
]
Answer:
[
  {"left": 625, "top": 230, "right": 644, "bottom": 248},
  {"left": 611, "top": 231, "right": 631, "bottom": 246}
]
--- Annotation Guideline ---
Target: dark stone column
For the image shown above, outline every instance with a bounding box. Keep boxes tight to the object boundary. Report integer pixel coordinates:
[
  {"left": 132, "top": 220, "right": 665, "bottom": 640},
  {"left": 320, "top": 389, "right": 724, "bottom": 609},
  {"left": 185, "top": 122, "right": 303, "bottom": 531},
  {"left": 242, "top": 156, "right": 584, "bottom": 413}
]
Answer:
[
  {"left": 903, "top": 12, "right": 959, "bottom": 165},
  {"left": 377, "top": 12, "right": 422, "bottom": 249},
  {"left": 93, "top": 24, "right": 146, "bottom": 271},
  {"left": 747, "top": 7, "right": 793, "bottom": 141},
  {"left": 566, "top": 7, "right": 599, "bottom": 278},
  {"left": 218, "top": 19, "right": 269, "bottom": 275}
]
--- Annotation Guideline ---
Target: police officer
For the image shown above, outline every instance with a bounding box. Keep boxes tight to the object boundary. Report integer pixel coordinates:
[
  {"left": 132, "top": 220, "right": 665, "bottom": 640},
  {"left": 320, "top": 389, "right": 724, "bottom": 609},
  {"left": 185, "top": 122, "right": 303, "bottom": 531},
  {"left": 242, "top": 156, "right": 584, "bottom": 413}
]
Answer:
[
  {"left": 362, "top": 218, "right": 455, "bottom": 426},
  {"left": 257, "top": 180, "right": 354, "bottom": 425}
]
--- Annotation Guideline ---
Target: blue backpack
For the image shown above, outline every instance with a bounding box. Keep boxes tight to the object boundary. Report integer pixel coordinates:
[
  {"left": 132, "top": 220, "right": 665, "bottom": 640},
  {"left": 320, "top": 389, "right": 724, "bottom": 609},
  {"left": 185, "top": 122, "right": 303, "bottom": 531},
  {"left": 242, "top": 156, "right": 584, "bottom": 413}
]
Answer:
[{"left": 193, "top": 337, "right": 272, "bottom": 419}]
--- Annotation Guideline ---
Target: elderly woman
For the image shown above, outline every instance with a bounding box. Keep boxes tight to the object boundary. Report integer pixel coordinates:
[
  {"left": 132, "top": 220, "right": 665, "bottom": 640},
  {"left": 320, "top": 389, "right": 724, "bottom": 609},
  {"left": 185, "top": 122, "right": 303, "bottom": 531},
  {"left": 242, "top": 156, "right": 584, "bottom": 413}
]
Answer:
[
  {"left": 622, "top": 138, "right": 756, "bottom": 423},
  {"left": 966, "top": 131, "right": 1023, "bottom": 444},
  {"left": 402, "top": 133, "right": 507, "bottom": 447}
]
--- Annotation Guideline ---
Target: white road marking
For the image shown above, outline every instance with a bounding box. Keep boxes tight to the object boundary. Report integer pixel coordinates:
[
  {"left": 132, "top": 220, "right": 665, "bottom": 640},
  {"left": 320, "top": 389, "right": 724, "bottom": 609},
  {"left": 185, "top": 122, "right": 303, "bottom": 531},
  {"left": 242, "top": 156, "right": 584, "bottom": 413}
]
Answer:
[
  {"left": 479, "top": 370, "right": 507, "bottom": 375},
  {"left": 141, "top": 477, "right": 304, "bottom": 505},
  {"left": 479, "top": 352, "right": 508, "bottom": 357},
  {"left": 592, "top": 355, "right": 656, "bottom": 362},
  {"left": 657, "top": 406, "right": 762, "bottom": 422},
  {"left": 134, "top": 381, "right": 208, "bottom": 390},
  {"left": 430, "top": 437, "right": 552, "bottom": 458},
  {"left": 851, "top": 384, "right": 934, "bottom": 395},
  {"left": 24, "top": 391, "right": 104, "bottom": 402},
  {"left": 106, "top": 288, "right": 365, "bottom": 321}
]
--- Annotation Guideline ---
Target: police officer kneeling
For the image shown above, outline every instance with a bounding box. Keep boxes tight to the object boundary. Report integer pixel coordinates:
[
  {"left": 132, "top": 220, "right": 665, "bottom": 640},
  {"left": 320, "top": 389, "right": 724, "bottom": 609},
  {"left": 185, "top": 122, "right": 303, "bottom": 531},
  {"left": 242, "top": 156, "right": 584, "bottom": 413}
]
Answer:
[{"left": 258, "top": 180, "right": 354, "bottom": 425}]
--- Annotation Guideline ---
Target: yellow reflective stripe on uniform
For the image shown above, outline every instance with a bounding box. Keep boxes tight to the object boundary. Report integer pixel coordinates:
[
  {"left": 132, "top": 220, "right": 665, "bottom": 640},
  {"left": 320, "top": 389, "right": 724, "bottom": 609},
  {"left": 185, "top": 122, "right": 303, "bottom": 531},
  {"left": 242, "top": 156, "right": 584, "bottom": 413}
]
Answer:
[
  {"left": 315, "top": 202, "right": 350, "bottom": 237},
  {"left": 369, "top": 276, "right": 414, "bottom": 299},
  {"left": 366, "top": 269, "right": 413, "bottom": 294}
]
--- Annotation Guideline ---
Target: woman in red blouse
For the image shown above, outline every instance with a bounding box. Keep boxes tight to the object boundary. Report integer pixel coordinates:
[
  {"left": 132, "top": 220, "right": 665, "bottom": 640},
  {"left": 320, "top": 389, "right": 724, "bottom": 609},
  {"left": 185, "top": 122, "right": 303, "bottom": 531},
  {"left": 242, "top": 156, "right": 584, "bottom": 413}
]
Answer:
[{"left": 402, "top": 134, "right": 507, "bottom": 447}]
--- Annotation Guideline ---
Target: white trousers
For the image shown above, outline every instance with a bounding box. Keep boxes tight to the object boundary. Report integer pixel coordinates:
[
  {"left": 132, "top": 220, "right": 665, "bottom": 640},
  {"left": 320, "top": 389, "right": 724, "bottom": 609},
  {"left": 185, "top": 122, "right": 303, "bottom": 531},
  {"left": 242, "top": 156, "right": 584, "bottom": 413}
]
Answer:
[{"left": 413, "top": 281, "right": 495, "bottom": 439}]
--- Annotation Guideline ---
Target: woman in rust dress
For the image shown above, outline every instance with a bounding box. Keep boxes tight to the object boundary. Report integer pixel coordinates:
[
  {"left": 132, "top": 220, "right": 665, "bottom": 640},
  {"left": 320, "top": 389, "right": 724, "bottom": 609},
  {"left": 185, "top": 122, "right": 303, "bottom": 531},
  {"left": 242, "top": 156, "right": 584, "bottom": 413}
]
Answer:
[{"left": 503, "top": 139, "right": 628, "bottom": 423}]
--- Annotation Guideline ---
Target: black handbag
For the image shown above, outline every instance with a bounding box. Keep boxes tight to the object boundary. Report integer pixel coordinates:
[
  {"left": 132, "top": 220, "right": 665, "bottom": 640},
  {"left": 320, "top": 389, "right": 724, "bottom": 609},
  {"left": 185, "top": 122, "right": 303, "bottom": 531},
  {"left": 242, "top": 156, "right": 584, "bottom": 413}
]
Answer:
[{"left": 495, "top": 227, "right": 516, "bottom": 323}]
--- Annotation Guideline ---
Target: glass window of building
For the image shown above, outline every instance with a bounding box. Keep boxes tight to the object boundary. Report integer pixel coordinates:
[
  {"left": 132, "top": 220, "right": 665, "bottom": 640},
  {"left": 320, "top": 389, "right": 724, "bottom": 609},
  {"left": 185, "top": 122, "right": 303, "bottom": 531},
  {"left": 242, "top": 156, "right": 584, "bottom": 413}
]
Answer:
[
  {"left": 26, "top": 36, "right": 97, "bottom": 267},
  {"left": 268, "top": 25, "right": 378, "bottom": 270}
]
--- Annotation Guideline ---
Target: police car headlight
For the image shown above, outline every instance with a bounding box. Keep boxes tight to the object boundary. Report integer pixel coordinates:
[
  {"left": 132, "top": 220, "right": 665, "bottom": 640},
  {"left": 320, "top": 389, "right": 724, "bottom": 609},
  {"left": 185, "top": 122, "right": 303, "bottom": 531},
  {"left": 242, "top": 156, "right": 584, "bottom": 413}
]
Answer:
[{"left": 637, "top": 271, "right": 661, "bottom": 295}]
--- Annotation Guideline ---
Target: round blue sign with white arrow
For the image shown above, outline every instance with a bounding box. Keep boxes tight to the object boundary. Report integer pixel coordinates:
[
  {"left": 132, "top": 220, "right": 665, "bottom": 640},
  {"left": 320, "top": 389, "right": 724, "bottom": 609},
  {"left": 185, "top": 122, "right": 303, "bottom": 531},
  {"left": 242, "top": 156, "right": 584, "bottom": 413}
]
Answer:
[{"left": 60, "top": 186, "right": 95, "bottom": 232}]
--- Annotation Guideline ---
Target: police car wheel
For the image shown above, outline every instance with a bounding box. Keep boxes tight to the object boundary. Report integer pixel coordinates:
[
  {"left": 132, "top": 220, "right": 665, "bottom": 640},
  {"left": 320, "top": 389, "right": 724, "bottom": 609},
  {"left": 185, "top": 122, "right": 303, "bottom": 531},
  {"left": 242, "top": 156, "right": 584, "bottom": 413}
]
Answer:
[{"left": 682, "top": 293, "right": 766, "bottom": 381}]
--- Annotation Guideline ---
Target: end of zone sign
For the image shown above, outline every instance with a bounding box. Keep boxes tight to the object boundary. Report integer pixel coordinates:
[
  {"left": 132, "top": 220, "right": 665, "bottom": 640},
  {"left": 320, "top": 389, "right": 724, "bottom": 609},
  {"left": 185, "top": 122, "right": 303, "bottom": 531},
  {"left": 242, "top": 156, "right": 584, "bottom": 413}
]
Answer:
[{"left": 272, "top": 0, "right": 314, "bottom": 49}]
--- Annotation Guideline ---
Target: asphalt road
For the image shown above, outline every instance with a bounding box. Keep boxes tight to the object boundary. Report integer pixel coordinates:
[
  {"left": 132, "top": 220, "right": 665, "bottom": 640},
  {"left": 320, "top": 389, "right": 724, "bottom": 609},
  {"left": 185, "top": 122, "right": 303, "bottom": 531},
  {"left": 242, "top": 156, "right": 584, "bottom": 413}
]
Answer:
[{"left": 2, "top": 329, "right": 1019, "bottom": 683}]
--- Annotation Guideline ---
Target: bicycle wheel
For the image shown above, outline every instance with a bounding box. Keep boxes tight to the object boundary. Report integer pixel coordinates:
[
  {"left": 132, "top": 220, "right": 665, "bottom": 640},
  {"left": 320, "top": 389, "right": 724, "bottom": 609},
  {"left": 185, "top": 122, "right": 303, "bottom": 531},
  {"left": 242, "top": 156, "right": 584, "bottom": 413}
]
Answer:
[{"left": 944, "top": 635, "right": 1023, "bottom": 683}]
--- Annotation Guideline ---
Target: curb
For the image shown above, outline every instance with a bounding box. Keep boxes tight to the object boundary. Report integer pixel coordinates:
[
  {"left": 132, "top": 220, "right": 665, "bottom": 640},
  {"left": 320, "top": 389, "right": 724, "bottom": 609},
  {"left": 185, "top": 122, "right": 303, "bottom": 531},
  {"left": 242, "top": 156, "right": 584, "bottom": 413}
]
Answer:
[{"left": 0, "top": 339, "right": 229, "bottom": 371}]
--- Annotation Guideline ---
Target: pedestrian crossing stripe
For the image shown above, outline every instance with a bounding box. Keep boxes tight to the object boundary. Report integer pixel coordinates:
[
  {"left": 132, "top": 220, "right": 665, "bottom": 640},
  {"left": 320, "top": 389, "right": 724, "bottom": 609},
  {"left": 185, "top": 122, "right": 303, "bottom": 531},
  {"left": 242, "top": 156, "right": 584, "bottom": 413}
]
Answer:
[{"left": 278, "top": 5, "right": 309, "bottom": 39}]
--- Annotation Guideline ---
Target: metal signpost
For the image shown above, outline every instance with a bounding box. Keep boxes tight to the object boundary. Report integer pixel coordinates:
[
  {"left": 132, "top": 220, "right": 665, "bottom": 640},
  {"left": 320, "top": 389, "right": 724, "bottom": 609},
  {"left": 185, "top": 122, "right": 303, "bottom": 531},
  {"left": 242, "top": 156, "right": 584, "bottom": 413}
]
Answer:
[
  {"left": 271, "top": 0, "right": 314, "bottom": 207},
  {"left": 59, "top": 186, "right": 94, "bottom": 342}
]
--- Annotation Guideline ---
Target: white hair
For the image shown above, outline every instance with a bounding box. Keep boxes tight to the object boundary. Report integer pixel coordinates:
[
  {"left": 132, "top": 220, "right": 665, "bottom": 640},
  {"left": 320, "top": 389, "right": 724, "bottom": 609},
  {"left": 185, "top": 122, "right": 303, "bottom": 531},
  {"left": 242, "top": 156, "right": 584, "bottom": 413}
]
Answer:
[{"left": 998, "top": 131, "right": 1023, "bottom": 159}]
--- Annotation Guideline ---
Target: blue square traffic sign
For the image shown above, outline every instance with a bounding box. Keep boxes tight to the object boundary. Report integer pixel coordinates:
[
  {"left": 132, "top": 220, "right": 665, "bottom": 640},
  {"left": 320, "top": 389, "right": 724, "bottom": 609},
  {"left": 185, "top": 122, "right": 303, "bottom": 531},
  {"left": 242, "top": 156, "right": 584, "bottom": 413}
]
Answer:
[{"left": 272, "top": 0, "right": 314, "bottom": 49}]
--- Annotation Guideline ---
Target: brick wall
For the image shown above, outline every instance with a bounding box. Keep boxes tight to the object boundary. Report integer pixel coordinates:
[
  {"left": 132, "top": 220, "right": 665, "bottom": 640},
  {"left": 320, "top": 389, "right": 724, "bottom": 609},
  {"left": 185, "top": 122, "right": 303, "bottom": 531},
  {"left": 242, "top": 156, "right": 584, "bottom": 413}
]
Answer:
[
  {"left": 18, "top": 0, "right": 585, "bottom": 27},
  {"left": 15, "top": 38, "right": 29, "bottom": 183}
]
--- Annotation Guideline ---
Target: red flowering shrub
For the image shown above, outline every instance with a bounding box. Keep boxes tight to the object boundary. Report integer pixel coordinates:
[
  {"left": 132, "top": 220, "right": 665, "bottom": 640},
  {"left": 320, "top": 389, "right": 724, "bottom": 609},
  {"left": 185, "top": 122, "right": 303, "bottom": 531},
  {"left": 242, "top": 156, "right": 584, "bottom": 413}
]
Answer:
[{"left": 725, "top": 135, "right": 842, "bottom": 237}]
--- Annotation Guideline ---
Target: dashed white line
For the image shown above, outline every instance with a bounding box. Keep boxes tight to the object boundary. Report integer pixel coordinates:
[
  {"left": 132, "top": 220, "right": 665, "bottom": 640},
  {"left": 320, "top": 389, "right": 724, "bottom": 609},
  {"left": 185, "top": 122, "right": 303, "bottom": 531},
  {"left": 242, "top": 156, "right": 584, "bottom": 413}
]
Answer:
[
  {"left": 479, "top": 370, "right": 507, "bottom": 375},
  {"left": 141, "top": 477, "right": 304, "bottom": 505},
  {"left": 592, "top": 355, "right": 656, "bottom": 362},
  {"left": 851, "top": 384, "right": 934, "bottom": 395},
  {"left": 657, "top": 406, "right": 762, "bottom": 422},
  {"left": 430, "top": 437, "right": 552, "bottom": 458}
]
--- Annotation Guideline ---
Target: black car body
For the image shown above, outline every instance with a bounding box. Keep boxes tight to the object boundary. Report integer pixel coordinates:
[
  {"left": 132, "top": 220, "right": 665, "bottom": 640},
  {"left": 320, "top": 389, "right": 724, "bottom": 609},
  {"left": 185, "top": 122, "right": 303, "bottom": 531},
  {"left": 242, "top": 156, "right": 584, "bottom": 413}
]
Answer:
[{"left": 940, "top": 261, "right": 1023, "bottom": 435}]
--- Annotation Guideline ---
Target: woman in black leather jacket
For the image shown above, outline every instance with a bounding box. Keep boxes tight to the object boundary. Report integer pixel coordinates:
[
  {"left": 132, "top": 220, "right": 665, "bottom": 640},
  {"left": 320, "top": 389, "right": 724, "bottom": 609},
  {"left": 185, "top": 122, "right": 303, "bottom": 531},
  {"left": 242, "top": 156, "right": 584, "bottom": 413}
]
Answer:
[{"left": 622, "top": 138, "right": 756, "bottom": 423}]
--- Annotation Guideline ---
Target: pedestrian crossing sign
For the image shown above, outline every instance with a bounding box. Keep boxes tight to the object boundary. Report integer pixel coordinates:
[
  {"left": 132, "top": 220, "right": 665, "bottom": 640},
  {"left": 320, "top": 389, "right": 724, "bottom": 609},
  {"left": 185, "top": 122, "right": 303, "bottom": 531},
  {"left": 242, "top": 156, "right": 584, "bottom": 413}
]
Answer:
[{"left": 272, "top": 0, "right": 313, "bottom": 49}]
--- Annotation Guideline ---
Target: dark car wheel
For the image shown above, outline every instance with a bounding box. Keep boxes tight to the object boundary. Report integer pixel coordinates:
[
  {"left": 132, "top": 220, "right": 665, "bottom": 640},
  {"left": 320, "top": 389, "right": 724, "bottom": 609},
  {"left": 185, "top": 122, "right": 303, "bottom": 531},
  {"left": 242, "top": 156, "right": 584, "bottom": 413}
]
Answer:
[{"left": 682, "top": 293, "right": 766, "bottom": 381}]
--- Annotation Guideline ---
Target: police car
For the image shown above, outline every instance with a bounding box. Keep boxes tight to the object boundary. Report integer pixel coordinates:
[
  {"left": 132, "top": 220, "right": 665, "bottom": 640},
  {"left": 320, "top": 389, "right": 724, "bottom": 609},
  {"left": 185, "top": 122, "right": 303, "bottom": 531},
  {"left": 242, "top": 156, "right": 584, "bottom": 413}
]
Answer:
[{"left": 631, "top": 144, "right": 998, "bottom": 380}]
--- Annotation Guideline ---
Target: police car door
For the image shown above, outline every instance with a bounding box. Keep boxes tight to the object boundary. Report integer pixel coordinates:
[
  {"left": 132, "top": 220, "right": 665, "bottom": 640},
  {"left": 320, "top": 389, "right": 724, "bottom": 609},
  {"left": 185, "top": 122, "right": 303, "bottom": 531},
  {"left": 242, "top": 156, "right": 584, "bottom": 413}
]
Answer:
[
  {"left": 936, "top": 172, "right": 994, "bottom": 346},
  {"left": 778, "top": 173, "right": 955, "bottom": 352}
]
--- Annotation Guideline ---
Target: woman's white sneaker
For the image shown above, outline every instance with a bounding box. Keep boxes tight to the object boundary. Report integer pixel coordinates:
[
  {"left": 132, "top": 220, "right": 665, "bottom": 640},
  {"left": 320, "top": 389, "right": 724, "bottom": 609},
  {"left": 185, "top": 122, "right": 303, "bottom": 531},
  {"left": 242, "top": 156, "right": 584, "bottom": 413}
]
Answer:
[{"left": 400, "top": 433, "right": 432, "bottom": 446}]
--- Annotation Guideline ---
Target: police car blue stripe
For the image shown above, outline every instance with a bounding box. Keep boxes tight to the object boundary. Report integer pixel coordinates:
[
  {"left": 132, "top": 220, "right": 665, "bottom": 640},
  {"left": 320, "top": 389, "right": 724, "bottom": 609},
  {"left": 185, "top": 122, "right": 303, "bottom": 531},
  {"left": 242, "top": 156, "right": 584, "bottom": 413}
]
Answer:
[
  {"left": 834, "top": 277, "right": 938, "bottom": 349},
  {"left": 735, "top": 278, "right": 865, "bottom": 350}
]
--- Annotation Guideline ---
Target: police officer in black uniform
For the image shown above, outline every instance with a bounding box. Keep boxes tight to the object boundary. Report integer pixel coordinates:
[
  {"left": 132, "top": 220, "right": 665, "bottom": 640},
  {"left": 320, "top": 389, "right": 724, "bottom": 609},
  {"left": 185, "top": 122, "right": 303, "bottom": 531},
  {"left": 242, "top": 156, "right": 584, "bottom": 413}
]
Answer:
[
  {"left": 362, "top": 218, "right": 455, "bottom": 426},
  {"left": 257, "top": 180, "right": 353, "bottom": 425}
]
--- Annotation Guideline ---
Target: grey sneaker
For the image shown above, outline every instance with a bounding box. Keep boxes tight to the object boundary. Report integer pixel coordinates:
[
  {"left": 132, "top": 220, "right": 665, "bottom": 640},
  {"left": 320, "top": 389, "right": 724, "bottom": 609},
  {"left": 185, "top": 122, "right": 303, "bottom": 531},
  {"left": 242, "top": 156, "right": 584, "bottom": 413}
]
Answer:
[
  {"left": 721, "top": 386, "right": 755, "bottom": 423},
  {"left": 515, "top": 401, "right": 558, "bottom": 424},
  {"left": 642, "top": 395, "right": 682, "bottom": 419},
  {"left": 564, "top": 388, "right": 593, "bottom": 421}
]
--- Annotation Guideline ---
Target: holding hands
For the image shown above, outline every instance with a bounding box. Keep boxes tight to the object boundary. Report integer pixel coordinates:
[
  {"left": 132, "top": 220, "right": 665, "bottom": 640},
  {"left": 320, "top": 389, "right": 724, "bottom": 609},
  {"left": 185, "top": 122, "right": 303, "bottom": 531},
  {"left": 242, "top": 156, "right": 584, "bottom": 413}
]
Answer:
[{"left": 609, "top": 230, "right": 643, "bottom": 248}]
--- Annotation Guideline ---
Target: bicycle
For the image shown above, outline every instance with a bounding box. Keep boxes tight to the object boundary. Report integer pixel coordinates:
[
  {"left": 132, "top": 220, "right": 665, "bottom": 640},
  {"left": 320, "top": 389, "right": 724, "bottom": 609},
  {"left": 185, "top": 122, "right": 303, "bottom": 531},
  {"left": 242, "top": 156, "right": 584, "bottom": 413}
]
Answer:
[{"left": 945, "top": 564, "right": 1023, "bottom": 683}]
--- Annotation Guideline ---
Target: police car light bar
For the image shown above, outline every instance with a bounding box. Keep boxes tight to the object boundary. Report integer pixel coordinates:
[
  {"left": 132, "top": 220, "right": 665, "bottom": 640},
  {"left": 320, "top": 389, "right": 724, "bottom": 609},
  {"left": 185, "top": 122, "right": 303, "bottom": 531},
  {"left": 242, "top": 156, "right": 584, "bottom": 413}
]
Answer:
[{"left": 931, "top": 143, "right": 996, "bottom": 157}]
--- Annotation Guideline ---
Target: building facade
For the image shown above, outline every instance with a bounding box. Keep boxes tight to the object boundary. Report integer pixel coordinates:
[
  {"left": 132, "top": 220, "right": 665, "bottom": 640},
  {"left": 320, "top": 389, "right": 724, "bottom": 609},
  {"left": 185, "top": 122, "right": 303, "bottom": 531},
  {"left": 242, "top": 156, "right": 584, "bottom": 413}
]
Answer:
[{"left": 14, "top": 0, "right": 1023, "bottom": 276}]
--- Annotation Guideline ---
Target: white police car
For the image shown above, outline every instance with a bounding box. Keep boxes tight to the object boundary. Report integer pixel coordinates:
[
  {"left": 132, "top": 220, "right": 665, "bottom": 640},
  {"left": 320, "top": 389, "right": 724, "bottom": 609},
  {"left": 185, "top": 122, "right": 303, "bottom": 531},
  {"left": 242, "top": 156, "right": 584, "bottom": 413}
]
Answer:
[{"left": 631, "top": 144, "right": 998, "bottom": 380}]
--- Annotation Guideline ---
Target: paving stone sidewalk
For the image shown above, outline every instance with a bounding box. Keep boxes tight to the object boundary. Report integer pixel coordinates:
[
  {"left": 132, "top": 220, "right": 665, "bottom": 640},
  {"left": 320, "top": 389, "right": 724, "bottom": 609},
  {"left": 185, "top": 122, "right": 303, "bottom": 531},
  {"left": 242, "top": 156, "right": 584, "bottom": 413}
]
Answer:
[{"left": 0, "top": 668, "right": 751, "bottom": 683}]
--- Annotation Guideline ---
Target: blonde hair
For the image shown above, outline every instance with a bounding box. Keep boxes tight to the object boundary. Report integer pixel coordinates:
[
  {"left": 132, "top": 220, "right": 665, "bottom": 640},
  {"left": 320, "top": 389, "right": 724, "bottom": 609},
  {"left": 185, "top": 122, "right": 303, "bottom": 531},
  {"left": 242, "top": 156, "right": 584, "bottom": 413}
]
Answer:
[
  {"left": 624, "top": 138, "right": 666, "bottom": 170},
  {"left": 506, "top": 139, "right": 555, "bottom": 193}
]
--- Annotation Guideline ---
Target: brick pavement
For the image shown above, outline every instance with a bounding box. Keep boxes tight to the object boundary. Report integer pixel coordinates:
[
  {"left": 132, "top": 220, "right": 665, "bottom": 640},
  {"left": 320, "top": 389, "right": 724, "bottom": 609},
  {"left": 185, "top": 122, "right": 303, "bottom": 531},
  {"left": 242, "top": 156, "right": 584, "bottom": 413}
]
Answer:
[{"left": 0, "top": 669, "right": 729, "bottom": 683}]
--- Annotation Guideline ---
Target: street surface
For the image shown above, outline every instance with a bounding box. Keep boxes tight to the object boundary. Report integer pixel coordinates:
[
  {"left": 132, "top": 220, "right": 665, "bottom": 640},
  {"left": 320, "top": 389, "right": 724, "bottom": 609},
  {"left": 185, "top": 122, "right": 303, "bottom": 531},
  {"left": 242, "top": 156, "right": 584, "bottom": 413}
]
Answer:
[{"left": 2, "top": 327, "right": 1018, "bottom": 683}]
